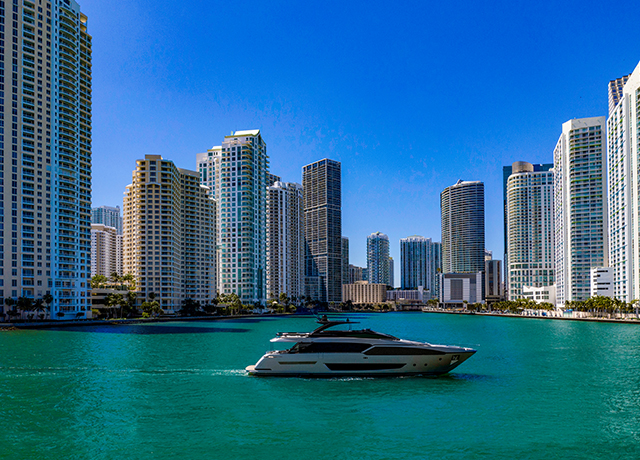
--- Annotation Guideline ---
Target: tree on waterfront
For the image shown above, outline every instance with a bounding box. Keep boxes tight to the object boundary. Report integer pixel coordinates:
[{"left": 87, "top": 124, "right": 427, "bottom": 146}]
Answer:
[
  {"left": 122, "top": 273, "right": 136, "bottom": 291},
  {"left": 43, "top": 294, "right": 53, "bottom": 320},
  {"left": 16, "top": 297, "right": 34, "bottom": 321},
  {"left": 105, "top": 293, "right": 124, "bottom": 319},
  {"left": 221, "top": 293, "right": 242, "bottom": 316},
  {"left": 123, "top": 291, "right": 138, "bottom": 317},
  {"left": 4, "top": 297, "right": 15, "bottom": 321},
  {"left": 141, "top": 300, "right": 163, "bottom": 318},
  {"left": 33, "top": 299, "right": 46, "bottom": 321},
  {"left": 179, "top": 298, "right": 201, "bottom": 316}
]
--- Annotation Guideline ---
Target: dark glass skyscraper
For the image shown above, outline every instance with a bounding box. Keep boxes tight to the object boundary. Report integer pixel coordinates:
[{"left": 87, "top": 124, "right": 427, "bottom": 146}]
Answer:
[{"left": 303, "top": 159, "right": 341, "bottom": 303}]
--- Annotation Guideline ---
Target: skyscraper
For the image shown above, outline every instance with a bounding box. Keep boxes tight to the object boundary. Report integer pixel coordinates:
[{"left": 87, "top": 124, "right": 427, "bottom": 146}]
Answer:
[
  {"left": 503, "top": 163, "right": 552, "bottom": 295},
  {"left": 608, "top": 62, "right": 640, "bottom": 302},
  {"left": 388, "top": 256, "right": 394, "bottom": 288},
  {"left": 0, "top": 1, "right": 92, "bottom": 318},
  {"left": 506, "top": 162, "right": 554, "bottom": 300},
  {"left": 303, "top": 159, "right": 342, "bottom": 303},
  {"left": 430, "top": 242, "right": 442, "bottom": 299},
  {"left": 341, "top": 237, "right": 349, "bottom": 287},
  {"left": 400, "top": 235, "right": 432, "bottom": 290},
  {"left": 554, "top": 117, "right": 608, "bottom": 306},
  {"left": 266, "top": 181, "right": 304, "bottom": 301},
  {"left": 441, "top": 181, "right": 485, "bottom": 274},
  {"left": 92, "top": 206, "right": 123, "bottom": 235},
  {"left": 367, "top": 232, "right": 389, "bottom": 285},
  {"left": 197, "top": 130, "right": 268, "bottom": 304},
  {"left": 608, "top": 75, "right": 630, "bottom": 117},
  {"left": 123, "top": 155, "right": 216, "bottom": 311},
  {"left": 90, "top": 224, "right": 118, "bottom": 278}
]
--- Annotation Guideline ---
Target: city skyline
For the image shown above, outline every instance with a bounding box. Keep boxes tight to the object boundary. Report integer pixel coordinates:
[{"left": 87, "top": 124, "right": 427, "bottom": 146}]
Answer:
[{"left": 81, "top": 0, "right": 640, "bottom": 286}]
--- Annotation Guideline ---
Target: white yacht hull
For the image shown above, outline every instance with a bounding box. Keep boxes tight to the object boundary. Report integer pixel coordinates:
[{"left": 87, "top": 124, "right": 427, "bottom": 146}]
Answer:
[{"left": 246, "top": 347, "right": 475, "bottom": 377}]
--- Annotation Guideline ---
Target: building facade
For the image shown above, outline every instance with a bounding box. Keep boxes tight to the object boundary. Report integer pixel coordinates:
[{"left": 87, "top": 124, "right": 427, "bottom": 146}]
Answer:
[
  {"left": 400, "top": 235, "right": 432, "bottom": 291},
  {"left": 123, "top": 155, "right": 216, "bottom": 312},
  {"left": 608, "top": 62, "right": 640, "bottom": 303},
  {"left": 342, "top": 281, "right": 387, "bottom": 305},
  {"left": 506, "top": 161, "right": 555, "bottom": 300},
  {"left": 484, "top": 259, "right": 503, "bottom": 301},
  {"left": 388, "top": 256, "right": 394, "bottom": 288},
  {"left": 590, "top": 267, "right": 613, "bottom": 298},
  {"left": 441, "top": 180, "right": 485, "bottom": 274},
  {"left": 341, "top": 237, "right": 349, "bottom": 288},
  {"left": 90, "top": 224, "right": 119, "bottom": 278},
  {"left": 197, "top": 130, "right": 268, "bottom": 304},
  {"left": 303, "top": 159, "right": 342, "bottom": 303},
  {"left": 367, "top": 232, "right": 390, "bottom": 285},
  {"left": 0, "top": 0, "right": 93, "bottom": 318},
  {"left": 554, "top": 117, "right": 608, "bottom": 306},
  {"left": 266, "top": 181, "right": 304, "bottom": 301},
  {"left": 92, "top": 206, "right": 122, "bottom": 235},
  {"left": 521, "top": 285, "right": 556, "bottom": 304},
  {"left": 349, "top": 264, "right": 364, "bottom": 284},
  {"left": 440, "top": 272, "right": 483, "bottom": 307},
  {"left": 503, "top": 163, "right": 553, "bottom": 296}
]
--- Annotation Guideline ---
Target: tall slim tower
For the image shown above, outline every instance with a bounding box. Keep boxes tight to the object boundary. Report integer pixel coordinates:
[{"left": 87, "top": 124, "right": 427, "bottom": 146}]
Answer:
[
  {"left": 92, "top": 206, "right": 123, "bottom": 235},
  {"left": 0, "top": 1, "right": 92, "bottom": 318},
  {"left": 367, "top": 232, "right": 389, "bottom": 285},
  {"left": 266, "top": 181, "right": 304, "bottom": 301},
  {"left": 388, "top": 256, "right": 394, "bottom": 287},
  {"left": 123, "top": 155, "right": 216, "bottom": 311},
  {"left": 197, "top": 130, "right": 268, "bottom": 304},
  {"left": 441, "top": 181, "right": 485, "bottom": 274},
  {"left": 554, "top": 117, "right": 608, "bottom": 306},
  {"left": 430, "top": 242, "right": 442, "bottom": 299},
  {"left": 341, "top": 237, "right": 349, "bottom": 288},
  {"left": 506, "top": 162, "right": 554, "bottom": 300},
  {"left": 303, "top": 159, "right": 341, "bottom": 303},
  {"left": 608, "top": 62, "right": 640, "bottom": 302}
]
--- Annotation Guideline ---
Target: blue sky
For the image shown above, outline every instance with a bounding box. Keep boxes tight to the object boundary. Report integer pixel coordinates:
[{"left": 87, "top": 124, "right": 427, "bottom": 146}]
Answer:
[{"left": 84, "top": 0, "right": 640, "bottom": 285}]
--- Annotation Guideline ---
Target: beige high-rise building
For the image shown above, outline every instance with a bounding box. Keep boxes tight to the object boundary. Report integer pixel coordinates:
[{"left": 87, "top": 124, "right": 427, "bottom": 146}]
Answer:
[
  {"left": 90, "top": 224, "right": 119, "bottom": 278},
  {"left": 123, "top": 155, "right": 216, "bottom": 312},
  {"left": 342, "top": 281, "right": 387, "bottom": 304},
  {"left": 0, "top": 1, "right": 92, "bottom": 318}
]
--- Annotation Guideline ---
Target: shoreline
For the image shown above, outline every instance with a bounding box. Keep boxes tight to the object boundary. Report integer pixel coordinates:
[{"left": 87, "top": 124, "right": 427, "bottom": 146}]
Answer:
[{"left": 422, "top": 309, "right": 640, "bottom": 325}]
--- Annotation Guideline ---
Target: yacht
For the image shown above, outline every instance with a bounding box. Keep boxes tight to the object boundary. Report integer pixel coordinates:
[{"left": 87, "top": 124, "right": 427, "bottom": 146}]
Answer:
[{"left": 246, "top": 318, "right": 476, "bottom": 377}]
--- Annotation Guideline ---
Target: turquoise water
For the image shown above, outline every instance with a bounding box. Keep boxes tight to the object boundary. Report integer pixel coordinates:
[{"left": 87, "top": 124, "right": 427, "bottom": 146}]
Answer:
[{"left": 1, "top": 312, "right": 640, "bottom": 459}]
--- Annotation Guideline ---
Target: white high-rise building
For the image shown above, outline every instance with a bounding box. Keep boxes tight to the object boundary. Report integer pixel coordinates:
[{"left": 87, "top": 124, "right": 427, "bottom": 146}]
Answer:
[
  {"left": 0, "top": 1, "right": 92, "bottom": 318},
  {"left": 90, "top": 224, "right": 119, "bottom": 278},
  {"left": 554, "top": 117, "right": 608, "bottom": 306},
  {"left": 506, "top": 162, "right": 555, "bottom": 300},
  {"left": 92, "top": 206, "right": 123, "bottom": 235},
  {"left": 123, "top": 155, "right": 216, "bottom": 312},
  {"left": 266, "top": 181, "right": 304, "bottom": 301},
  {"left": 608, "top": 62, "right": 640, "bottom": 303},
  {"left": 367, "top": 232, "right": 389, "bottom": 285},
  {"left": 197, "top": 130, "right": 268, "bottom": 304}
]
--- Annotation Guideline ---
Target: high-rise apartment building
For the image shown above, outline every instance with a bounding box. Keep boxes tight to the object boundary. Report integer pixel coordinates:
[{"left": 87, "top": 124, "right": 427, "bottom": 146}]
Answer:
[
  {"left": 608, "top": 62, "right": 640, "bottom": 302},
  {"left": 92, "top": 206, "right": 122, "bottom": 235},
  {"left": 303, "top": 159, "right": 342, "bottom": 303},
  {"left": 554, "top": 117, "right": 608, "bottom": 306},
  {"left": 341, "top": 237, "right": 349, "bottom": 287},
  {"left": 400, "top": 236, "right": 432, "bottom": 290},
  {"left": 123, "top": 155, "right": 216, "bottom": 312},
  {"left": 90, "top": 224, "right": 118, "bottom": 278},
  {"left": 367, "top": 232, "right": 389, "bottom": 285},
  {"left": 197, "top": 130, "right": 268, "bottom": 304},
  {"left": 441, "top": 181, "right": 485, "bottom": 274},
  {"left": 388, "top": 256, "right": 394, "bottom": 287},
  {"left": 485, "top": 259, "right": 503, "bottom": 301},
  {"left": 0, "top": 1, "right": 92, "bottom": 318},
  {"left": 506, "top": 161, "right": 554, "bottom": 300},
  {"left": 266, "top": 181, "right": 304, "bottom": 301},
  {"left": 503, "top": 163, "right": 552, "bottom": 295},
  {"left": 608, "top": 75, "right": 630, "bottom": 117}
]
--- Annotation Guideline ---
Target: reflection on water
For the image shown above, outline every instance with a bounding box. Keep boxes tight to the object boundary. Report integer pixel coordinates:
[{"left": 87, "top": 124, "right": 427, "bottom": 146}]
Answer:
[{"left": 2, "top": 313, "right": 640, "bottom": 459}]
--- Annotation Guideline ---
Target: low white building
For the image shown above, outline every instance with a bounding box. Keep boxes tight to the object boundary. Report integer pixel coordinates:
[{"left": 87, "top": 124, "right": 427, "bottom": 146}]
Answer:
[
  {"left": 590, "top": 267, "right": 613, "bottom": 298},
  {"left": 521, "top": 285, "right": 556, "bottom": 304},
  {"left": 440, "top": 272, "right": 483, "bottom": 307}
]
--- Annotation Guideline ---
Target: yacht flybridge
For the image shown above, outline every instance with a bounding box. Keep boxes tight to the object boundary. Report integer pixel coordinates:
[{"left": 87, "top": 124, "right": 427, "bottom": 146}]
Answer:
[{"left": 246, "top": 318, "right": 476, "bottom": 377}]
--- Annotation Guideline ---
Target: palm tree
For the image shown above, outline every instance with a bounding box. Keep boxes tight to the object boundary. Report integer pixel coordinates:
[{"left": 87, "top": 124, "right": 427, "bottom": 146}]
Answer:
[
  {"left": 33, "top": 299, "right": 46, "bottom": 320},
  {"left": 110, "top": 272, "right": 122, "bottom": 286},
  {"left": 16, "top": 297, "right": 34, "bottom": 321},
  {"left": 4, "top": 297, "right": 15, "bottom": 321},
  {"left": 122, "top": 273, "right": 136, "bottom": 291},
  {"left": 43, "top": 293, "right": 54, "bottom": 320}
]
